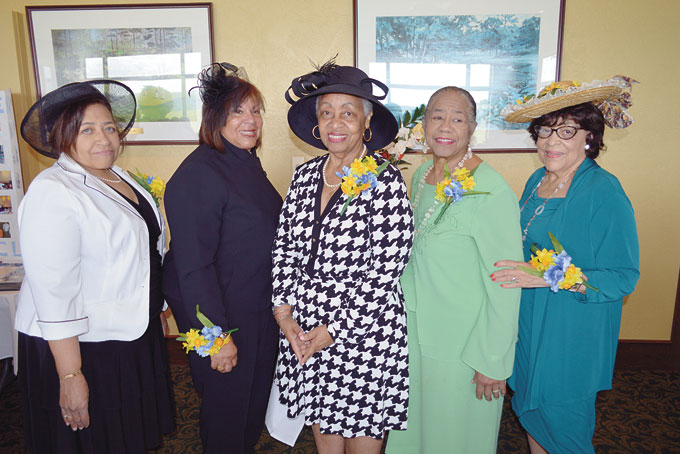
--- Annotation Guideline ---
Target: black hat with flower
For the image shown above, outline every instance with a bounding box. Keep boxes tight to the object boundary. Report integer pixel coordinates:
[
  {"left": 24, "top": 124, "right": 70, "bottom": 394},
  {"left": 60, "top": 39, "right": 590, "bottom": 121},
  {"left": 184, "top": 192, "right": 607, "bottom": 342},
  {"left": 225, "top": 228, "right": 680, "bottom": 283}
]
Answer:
[
  {"left": 285, "top": 57, "right": 398, "bottom": 151},
  {"left": 20, "top": 80, "right": 136, "bottom": 158}
]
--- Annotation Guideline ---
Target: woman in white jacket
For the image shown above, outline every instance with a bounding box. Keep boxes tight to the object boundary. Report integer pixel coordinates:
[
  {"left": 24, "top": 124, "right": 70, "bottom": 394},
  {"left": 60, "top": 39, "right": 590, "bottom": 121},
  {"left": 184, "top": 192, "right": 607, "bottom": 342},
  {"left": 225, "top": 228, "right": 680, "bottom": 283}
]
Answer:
[{"left": 15, "top": 80, "right": 175, "bottom": 453}]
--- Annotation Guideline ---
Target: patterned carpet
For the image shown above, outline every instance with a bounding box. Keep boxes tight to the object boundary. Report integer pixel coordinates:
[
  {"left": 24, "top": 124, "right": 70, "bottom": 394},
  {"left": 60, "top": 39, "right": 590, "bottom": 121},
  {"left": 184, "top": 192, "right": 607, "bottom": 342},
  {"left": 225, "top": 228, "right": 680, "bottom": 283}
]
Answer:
[{"left": 1, "top": 362, "right": 679, "bottom": 453}]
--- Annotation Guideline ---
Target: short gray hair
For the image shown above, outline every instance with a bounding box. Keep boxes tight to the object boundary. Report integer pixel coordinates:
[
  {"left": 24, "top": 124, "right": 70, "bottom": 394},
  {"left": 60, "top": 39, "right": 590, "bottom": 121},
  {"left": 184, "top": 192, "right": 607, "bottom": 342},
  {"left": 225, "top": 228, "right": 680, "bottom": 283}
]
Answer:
[
  {"left": 360, "top": 98, "right": 373, "bottom": 117},
  {"left": 315, "top": 96, "right": 373, "bottom": 117},
  {"left": 424, "top": 86, "right": 477, "bottom": 127}
]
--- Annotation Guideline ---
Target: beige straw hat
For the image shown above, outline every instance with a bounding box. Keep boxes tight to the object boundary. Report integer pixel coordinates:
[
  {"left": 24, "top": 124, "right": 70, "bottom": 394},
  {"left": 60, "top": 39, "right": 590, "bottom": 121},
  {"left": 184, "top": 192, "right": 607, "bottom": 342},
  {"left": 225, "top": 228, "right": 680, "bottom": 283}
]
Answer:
[{"left": 502, "top": 76, "right": 637, "bottom": 128}]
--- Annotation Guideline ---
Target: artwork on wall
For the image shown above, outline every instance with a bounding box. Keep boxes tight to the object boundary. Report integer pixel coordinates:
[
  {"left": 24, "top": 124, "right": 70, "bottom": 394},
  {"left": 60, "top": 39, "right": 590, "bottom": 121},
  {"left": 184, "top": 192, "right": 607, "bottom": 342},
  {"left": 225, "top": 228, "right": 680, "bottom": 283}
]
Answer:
[
  {"left": 26, "top": 3, "right": 214, "bottom": 144},
  {"left": 354, "top": 0, "right": 565, "bottom": 151}
]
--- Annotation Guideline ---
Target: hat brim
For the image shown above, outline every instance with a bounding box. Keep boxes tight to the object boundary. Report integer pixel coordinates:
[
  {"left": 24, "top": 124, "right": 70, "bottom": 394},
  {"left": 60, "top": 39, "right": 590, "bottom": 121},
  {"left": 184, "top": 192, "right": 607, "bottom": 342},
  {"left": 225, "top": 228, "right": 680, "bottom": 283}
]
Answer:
[
  {"left": 21, "top": 80, "right": 136, "bottom": 158},
  {"left": 504, "top": 85, "right": 623, "bottom": 123},
  {"left": 287, "top": 85, "right": 398, "bottom": 152}
]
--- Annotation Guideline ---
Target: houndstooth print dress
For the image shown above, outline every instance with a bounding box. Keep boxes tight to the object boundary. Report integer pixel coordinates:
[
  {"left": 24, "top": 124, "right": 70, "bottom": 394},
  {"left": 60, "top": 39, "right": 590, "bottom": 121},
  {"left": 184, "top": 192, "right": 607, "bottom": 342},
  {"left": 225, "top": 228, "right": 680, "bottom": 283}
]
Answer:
[{"left": 272, "top": 152, "right": 414, "bottom": 439}]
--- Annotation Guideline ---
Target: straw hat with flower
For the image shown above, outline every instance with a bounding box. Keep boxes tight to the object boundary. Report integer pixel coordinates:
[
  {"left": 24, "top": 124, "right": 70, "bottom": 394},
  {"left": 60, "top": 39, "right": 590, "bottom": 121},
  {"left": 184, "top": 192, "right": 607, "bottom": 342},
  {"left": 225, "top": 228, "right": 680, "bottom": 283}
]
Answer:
[{"left": 502, "top": 75, "right": 638, "bottom": 129}]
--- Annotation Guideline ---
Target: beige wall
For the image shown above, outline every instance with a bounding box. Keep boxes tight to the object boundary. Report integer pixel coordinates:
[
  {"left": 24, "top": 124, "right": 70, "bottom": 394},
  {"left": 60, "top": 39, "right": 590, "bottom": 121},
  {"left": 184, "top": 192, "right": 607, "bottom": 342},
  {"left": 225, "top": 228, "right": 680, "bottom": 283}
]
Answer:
[{"left": 1, "top": 0, "right": 678, "bottom": 340}]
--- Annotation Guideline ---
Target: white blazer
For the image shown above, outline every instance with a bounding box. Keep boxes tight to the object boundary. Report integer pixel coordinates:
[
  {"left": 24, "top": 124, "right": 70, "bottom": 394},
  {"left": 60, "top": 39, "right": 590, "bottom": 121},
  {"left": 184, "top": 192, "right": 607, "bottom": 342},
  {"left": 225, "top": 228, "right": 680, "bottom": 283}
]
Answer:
[{"left": 15, "top": 153, "right": 166, "bottom": 341}]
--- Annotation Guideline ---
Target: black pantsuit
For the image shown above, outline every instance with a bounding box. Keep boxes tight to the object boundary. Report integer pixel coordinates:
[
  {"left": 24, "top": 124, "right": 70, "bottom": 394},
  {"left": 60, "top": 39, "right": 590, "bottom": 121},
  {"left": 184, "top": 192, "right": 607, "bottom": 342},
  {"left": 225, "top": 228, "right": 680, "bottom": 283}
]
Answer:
[{"left": 163, "top": 138, "right": 282, "bottom": 454}]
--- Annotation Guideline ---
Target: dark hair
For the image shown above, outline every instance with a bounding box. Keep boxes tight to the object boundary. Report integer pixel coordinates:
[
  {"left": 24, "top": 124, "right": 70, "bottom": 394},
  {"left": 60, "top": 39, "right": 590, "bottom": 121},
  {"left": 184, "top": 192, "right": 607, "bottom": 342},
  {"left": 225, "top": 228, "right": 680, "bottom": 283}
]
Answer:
[
  {"left": 528, "top": 102, "right": 605, "bottom": 159},
  {"left": 424, "top": 86, "right": 477, "bottom": 127},
  {"left": 199, "top": 81, "right": 265, "bottom": 152},
  {"left": 48, "top": 97, "right": 120, "bottom": 157}
]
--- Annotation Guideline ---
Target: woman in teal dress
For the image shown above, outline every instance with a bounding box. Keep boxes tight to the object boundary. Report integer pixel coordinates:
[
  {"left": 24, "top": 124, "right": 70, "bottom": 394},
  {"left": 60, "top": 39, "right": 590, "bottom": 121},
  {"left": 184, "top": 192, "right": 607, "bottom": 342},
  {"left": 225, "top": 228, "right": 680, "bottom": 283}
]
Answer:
[
  {"left": 494, "top": 77, "right": 640, "bottom": 454},
  {"left": 386, "top": 87, "right": 522, "bottom": 454}
]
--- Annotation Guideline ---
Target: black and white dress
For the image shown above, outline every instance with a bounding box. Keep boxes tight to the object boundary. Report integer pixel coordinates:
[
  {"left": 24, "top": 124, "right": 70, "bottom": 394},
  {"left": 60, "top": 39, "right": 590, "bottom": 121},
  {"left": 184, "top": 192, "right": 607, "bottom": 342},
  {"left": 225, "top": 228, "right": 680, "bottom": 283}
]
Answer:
[{"left": 272, "top": 152, "right": 414, "bottom": 439}]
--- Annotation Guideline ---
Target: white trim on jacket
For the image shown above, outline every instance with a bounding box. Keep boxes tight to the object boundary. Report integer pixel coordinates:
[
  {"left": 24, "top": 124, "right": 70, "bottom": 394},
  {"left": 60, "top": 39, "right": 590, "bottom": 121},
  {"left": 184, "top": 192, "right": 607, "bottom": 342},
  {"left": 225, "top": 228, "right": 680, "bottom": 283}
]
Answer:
[{"left": 15, "top": 153, "right": 166, "bottom": 341}]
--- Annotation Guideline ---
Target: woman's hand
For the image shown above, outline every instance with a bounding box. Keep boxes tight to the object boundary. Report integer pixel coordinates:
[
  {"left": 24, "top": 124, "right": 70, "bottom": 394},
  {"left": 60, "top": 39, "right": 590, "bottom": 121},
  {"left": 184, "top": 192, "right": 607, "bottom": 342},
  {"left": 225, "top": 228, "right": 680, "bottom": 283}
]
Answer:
[
  {"left": 49, "top": 337, "right": 88, "bottom": 430},
  {"left": 298, "top": 325, "right": 334, "bottom": 366},
  {"left": 211, "top": 338, "right": 237, "bottom": 373},
  {"left": 60, "top": 374, "right": 90, "bottom": 430},
  {"left": 278, "top": 317, "right": 309, "bottom": 364},
  {"left": 491, "top": 260, "right": 549, "bottom": 289},
  {"left": 472, "top": 370, "right": 506, "bottom": 401}
]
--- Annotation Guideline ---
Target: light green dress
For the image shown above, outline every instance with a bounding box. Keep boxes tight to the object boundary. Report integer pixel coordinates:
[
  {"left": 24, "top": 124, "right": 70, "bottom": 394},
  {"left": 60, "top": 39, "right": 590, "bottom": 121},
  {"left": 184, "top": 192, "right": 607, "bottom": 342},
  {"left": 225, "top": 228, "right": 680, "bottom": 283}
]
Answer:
[{"left": 386, "top": 161, "right": 523, "bottom": 454}]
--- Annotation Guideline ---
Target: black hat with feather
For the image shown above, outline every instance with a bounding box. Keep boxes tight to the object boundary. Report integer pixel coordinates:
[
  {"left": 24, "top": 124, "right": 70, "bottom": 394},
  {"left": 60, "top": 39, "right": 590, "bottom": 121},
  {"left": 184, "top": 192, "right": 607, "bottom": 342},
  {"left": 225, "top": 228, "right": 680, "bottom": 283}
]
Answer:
[
  {"left": 190, "top": 62, "right": 250, "bottom": 107},
  {"left": 285, "top": 57, "right": 398, "bottom": 151}
]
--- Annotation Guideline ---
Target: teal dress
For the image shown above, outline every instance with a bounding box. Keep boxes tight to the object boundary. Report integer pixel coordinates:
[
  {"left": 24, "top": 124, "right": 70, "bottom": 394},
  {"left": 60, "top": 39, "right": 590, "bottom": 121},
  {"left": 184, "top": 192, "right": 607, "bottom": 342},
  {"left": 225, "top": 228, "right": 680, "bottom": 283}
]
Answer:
[
  {"left": 509, "top": 158, "right": 640, "bottom": 453},
  {"left": 387, "top": 161, "right": 522, "bottom": 454}
]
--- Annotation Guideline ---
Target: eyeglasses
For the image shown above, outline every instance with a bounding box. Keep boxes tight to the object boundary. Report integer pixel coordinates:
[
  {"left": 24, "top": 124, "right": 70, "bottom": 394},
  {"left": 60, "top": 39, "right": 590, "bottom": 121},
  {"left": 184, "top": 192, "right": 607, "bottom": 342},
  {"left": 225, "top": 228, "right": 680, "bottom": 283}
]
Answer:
[{"left": 534, "top": 125, "right": 583, "bottom": 140}]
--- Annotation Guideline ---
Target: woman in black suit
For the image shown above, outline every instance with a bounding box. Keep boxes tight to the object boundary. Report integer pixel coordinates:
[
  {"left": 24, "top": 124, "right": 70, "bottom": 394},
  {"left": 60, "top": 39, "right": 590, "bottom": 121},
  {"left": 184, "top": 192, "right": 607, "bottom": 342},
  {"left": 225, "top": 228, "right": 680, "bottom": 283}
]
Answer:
[{"left": 163, "top": 63, "right": 282, "bottom": 454}]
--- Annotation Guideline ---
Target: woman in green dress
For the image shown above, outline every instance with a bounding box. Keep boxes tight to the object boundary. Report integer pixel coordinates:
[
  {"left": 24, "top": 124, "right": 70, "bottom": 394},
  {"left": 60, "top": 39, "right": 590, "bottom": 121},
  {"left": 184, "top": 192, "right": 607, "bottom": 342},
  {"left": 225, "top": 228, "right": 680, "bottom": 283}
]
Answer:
[{"left": 386, "top": 87, "right": 523, "bottom": 454}]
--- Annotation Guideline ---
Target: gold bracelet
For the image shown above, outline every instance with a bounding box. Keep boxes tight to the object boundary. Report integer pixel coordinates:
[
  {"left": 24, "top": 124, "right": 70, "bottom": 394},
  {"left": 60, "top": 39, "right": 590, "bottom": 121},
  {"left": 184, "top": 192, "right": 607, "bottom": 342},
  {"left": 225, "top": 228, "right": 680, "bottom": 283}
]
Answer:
[{"left": 59, "top": 369, "right": 82, "bottom": 381}]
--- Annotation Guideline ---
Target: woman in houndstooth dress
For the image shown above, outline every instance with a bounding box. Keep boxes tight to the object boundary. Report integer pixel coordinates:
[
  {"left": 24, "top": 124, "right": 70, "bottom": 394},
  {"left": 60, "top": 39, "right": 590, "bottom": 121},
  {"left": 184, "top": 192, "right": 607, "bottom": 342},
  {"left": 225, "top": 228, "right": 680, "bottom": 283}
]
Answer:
[{"left": 272, "top": 61, "right": 413, "bottom": 452}]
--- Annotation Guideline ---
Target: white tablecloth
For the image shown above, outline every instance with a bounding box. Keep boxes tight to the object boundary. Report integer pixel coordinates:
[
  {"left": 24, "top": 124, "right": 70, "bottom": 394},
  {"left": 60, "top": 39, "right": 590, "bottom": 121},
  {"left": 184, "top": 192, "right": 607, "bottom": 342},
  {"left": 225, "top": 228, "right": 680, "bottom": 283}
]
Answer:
[{"left": 0, "top": 291, "right": 19, "bottom": 375}]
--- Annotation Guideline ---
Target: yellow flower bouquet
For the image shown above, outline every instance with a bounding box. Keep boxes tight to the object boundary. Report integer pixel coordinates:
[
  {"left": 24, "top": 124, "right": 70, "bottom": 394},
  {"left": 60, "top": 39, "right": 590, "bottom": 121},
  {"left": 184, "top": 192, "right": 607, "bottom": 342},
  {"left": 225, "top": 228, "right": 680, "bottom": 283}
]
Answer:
[
  {"left": 520, "top": 232, "right": 598, "bottom": 293},
  {"left": 336, "top": 155, "right": 389, "bottom": 215},
  {"left": 176, "top": 305, "right": 238, "bottom": 357},
  {"left": 433, "top": 163, "right": 489, "bottom": 224},
  {"left": 128, "top": 169, "right": 166, "bottom": 207}
]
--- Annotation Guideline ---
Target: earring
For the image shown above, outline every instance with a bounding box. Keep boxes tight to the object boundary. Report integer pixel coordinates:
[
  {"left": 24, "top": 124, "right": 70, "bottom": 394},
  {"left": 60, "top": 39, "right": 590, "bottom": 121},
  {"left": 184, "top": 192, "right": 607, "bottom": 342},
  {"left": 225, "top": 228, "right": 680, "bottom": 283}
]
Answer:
[
  {"left": 585, "top": 144, "right": 590, "bottom": 150},
  {"left": 467, "top": 144, "right": 472, "bottom": 153},
  {"left": 312, "top": 125, "right": 321, "bottom": 140},
  {"left": 363, "top": 127, "right": 373, "bottom": 142}
]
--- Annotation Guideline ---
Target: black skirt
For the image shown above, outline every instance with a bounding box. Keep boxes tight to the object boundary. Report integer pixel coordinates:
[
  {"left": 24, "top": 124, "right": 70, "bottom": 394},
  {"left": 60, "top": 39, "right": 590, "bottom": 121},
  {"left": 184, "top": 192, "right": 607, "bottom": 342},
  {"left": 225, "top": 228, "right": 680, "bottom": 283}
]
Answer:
[
  {"left": 19, "top": 318, "right": 175, "bottom": 453},
  {"left": 19, "top": 183, "right": 175, "bottom": 453}
]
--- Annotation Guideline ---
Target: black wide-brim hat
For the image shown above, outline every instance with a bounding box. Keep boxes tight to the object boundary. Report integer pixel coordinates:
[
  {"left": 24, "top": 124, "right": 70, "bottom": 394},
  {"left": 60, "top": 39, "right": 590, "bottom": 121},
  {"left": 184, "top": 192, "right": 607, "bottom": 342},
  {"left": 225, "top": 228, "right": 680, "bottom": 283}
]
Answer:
[
  {"left": 21, "top": 80, "right": 136, "bottom": 158},
  {"left": 285, "top": 61, "right": 398, "bottom": 152}
]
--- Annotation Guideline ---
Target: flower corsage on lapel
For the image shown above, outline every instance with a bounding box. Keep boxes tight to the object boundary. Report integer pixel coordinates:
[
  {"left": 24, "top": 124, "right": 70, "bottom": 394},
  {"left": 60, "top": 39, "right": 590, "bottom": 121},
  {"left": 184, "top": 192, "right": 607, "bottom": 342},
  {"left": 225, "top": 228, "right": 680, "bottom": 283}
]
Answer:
[
  {"left": 520, "top": 232, "right": 599, "bottom": 293},
  {"left": 433, "top": 163, "right": 489, "bottom": 224},
  {"left": 336, "top": 155, "right": 389, "bottom": 215},
  {"left": 129, "top": 169, "right": 166, "bottom": 207},
  {"left": 176, "top": 305, "right": 239, "bottom": 357}
]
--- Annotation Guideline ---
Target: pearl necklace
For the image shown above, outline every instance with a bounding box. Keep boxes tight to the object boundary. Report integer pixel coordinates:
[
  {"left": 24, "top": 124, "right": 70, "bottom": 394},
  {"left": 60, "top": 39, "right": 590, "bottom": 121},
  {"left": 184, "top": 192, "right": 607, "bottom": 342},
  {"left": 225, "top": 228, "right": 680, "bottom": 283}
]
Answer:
[
  {"left": 322, "top": 145, "right": 367, "bottom": 188},
  {"left": 520, "top": 168, "right": 576, "bottom": 241},
  {"left": 90, "top": 169, "right": 122, "bottom": 184},
  {"left": 411, "top": 148, "right": 472, "bottom": 236}
]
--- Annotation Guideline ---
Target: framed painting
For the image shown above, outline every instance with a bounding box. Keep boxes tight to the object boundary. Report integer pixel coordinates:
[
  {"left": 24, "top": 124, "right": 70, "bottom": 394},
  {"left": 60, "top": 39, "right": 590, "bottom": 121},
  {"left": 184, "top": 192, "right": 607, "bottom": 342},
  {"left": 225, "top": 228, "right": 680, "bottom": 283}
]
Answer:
[
  {"left": 354, "top": 0, "right": 565, "bottom": 152},
  {"left": 26, "top": 3, "right": 214, "bottom": 145}
]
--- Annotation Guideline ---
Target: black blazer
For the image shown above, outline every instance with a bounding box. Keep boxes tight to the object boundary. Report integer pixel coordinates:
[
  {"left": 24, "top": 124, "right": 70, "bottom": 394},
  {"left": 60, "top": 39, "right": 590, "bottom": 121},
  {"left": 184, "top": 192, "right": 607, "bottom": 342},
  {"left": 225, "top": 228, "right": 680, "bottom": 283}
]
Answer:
[{"left": 162, "top": 139, "right": 283, "bottom": 333}]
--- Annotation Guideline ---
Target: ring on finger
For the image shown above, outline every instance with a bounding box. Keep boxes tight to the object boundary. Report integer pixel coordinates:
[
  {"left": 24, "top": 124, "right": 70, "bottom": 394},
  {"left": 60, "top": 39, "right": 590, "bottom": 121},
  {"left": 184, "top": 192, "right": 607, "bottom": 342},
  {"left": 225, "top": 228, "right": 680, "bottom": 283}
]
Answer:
[{"left": 511, "top": 276, "right": 517, "bottom": 281}]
